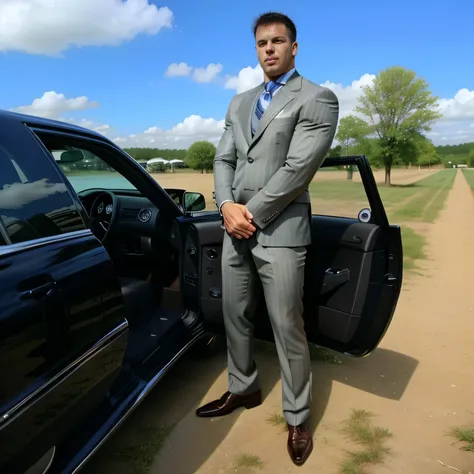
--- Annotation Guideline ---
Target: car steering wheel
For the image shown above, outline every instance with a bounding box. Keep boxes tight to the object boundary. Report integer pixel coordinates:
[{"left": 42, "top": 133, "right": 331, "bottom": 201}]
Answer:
[{"left": 89, "top": 191, "right": 118, "bottom": 243}]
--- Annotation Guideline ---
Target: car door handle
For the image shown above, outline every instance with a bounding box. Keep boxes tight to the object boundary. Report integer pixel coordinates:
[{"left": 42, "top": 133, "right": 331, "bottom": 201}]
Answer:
[
  {"left": 320, "top": 268, "right": 350, "bottom": 295},
  {"left": 20, "top": 281, "right": 57, "bottom": 300}
]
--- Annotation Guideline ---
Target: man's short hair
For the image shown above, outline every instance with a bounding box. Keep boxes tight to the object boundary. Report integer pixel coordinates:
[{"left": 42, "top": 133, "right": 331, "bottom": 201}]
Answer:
[{"left": 252, "top": 12, "right": 297, "bottom": 43}]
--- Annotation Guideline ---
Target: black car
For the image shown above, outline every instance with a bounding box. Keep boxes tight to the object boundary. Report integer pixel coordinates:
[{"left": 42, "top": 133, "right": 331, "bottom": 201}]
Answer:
[{"left": 0, "top": 110, "right": 403, "bottom": 474}]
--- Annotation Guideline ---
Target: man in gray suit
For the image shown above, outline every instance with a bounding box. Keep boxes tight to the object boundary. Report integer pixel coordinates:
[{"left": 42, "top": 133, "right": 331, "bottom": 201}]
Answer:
[{"left": 196, "top": 12, "right": 339, "bottom": 465}]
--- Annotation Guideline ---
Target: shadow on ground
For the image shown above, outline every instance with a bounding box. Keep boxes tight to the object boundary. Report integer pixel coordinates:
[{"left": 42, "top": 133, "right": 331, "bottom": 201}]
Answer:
[{"left": 82, "top": 343, "right": 418, "bottom": 474}]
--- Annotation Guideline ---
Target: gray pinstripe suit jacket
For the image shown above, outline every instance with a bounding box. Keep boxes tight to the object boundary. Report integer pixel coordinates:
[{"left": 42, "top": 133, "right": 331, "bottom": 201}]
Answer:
[{"left": 213, "top": 71, "right": 339, "bottom": 247}]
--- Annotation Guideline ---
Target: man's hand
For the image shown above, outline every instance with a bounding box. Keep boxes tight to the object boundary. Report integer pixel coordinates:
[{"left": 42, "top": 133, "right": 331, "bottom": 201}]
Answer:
[{"left": 221, "top": 202, "right": 256, "bottom": 239}]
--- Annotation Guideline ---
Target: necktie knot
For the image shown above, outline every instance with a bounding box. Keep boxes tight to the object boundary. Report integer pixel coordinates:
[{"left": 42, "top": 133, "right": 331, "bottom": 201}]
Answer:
[{"left": 264, "top": 80, "right": 279, "bottom": 99}]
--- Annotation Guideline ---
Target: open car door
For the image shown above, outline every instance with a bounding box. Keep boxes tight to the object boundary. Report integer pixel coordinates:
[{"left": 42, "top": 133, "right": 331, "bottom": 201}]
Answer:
[{"left": 180, "top": 155, "right": 403, "bottom": 357}]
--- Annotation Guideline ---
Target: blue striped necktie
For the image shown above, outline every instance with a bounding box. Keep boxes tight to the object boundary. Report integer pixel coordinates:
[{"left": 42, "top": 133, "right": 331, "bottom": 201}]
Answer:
[{"left": 254, "top": 80, "right": 280, "bottom": 130}]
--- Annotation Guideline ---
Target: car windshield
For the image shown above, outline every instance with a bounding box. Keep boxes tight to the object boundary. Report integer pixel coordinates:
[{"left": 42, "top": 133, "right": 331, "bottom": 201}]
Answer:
[{"left": 51, "top": 147, "right": 138, "bottom": 193}]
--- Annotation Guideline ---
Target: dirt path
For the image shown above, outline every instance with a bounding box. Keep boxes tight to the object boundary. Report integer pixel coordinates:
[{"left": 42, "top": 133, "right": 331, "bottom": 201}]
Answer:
[
  {"left": 150, "top": 170, "right": 474, "bottom": 474},
  {"left": 83, "top": 170, "right": 474, "bottom": 474}
]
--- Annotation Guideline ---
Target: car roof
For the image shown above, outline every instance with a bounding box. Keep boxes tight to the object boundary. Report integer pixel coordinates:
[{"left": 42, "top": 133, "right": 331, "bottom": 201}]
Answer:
[{"left": 0, "top": 109, "right": 104, "bottom": 140}]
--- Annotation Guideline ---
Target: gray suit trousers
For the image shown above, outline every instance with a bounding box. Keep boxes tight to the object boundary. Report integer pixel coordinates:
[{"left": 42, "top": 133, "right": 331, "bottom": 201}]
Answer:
[{"left": 222, "top": 231, "right": 312, "bottom": 426}]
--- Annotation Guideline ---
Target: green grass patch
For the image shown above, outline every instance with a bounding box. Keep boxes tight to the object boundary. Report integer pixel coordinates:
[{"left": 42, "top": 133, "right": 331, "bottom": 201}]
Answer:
[
  {"left": 462, "top": 169, "right": 474, "bottom": 191},
  {"left": 309, "top": 169, "right": 456, "bottom": 223},
  {"left": 401, "top": 226, "right": 427, "bottom": 271},
  {"left": 233, "top": 453, "right": 264, "bottom": 472},
  {"left": 115, "top": 423, "right": 173, "bottom": 474},
  {"left": 340, "top": 409, "right": 393, "bottom": 474},
  {"left": 389, "top": 170, "right": 456, "bottom": 222},
  {"left": 266, "top": 412, "right": 288, "bottom": 431},
  {"left": 449, "top": 425, "right": 474, "bottom": 452}
]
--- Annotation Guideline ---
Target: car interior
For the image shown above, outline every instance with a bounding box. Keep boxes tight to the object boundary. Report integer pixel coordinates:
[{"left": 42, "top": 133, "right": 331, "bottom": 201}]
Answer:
[{"left": 37, "top": 133, "right": 209, "bottom": 368}]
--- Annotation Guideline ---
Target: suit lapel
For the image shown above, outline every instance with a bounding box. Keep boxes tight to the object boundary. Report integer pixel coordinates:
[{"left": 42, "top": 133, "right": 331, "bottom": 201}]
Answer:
[
  {"left": 249, "top": 72, "right": 303, "bottom": 151},
  {"left": 251, "top": 88, "right": 294, "bottom": 144},
  {"left": 238, "top": 85, "right": 263, "bottom": 146}
]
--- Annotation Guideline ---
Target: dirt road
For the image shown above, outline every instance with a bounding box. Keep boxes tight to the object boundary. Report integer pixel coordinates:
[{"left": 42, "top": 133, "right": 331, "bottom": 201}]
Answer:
[{"left": 84, "top": 170, "right": 474, "bottom": 474}]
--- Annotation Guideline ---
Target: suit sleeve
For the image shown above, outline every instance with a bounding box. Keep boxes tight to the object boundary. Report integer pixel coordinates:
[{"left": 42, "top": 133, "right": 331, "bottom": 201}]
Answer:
[
  {"left": 213, "top": 98, "right": 237, "bottom": 209},
  {"left": 246, "top": 87, "right": 339, "bottom": 229}
]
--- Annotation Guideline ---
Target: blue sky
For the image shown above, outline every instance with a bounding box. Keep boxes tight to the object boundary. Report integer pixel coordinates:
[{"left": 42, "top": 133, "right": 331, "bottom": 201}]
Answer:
[{"left": 0, "top": 0, "right": 473, "bottom": 147}]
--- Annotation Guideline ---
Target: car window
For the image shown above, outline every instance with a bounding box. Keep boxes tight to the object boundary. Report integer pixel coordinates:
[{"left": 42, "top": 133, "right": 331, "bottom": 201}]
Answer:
[
  {"left": 47, "top": 146, "right": 137, "bottom": 194},
  {"left": 0, "top": 139, "right": 86, "bottom": 245},
  {"left": 310, "top": 166, "right": 371, "bottom": 219}
]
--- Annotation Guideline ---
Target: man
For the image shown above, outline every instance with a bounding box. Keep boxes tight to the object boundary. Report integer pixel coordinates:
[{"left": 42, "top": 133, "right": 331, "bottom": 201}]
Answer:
[{"left": 196, "top": 12, "right": 339, "bottom": 466}]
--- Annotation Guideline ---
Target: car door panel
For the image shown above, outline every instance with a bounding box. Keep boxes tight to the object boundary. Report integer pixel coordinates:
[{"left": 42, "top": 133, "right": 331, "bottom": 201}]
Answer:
[
  {"left": 184, "top": 155, "right": 403, "bottom": 358},
  {"left": 0, "top": 232, "right": 128, "bottom": 474},
  {"left": 180, "top": 217, "right": 225, "bottom": 328},
  {"left": 303, "top": 217, "right": 402, "bottom": 355},
  {"left": 0, "top": 119, "right": 128, "bottom": 474}
]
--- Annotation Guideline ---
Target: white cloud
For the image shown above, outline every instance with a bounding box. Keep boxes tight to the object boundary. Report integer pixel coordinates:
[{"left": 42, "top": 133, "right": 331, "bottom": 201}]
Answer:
[
  {"left": 115, "top": 115, "right": 225, "bottom": 148},
  {"left": 438, "top": 88, "right": 474, "bottom": 122},
  {"left": 10, "top": 91, "right": 98, "bottom": 119},
  {"left": 165, "top": 62, "right": 223, "bottom": 83},
  {"left": 321, "top": 74, "right": 376, "bottom": 119},
  {"left": 192, "top": 64, "right": 223, "bottom": 83},
  {"left": 224, "top": 64, "right": 263, "bottom": 93},
  {"left": 0, "top": 0, "right": 173, "bottom": 55},
  {"left": 166, "top": 62, "right": 193, "bottom": 77}
]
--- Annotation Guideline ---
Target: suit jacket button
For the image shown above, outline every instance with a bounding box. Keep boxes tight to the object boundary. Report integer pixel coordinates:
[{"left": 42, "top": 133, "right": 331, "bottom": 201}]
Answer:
[{"left": 247, "top": 157, "right": 254, "bottom": 163}]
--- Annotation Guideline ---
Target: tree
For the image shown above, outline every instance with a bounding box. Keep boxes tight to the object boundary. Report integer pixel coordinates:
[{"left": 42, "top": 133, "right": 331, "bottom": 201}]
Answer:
[
  {"left": 413, "top": 134, "right": 441, "bottom": 168},
  {"left": 327, "top": 144, "right": 343, "bottom": 157},
  {"left": 336, "top": 115, "right": 372, "bottom": 179},
  {"left": 336, "top": 116, "right": 371, "bottom": 155},
  {"left": 355, "top": 66, "right": 442, "bottom": 185},
  {"left": 186, "top": 141, "right": 216, "bottom": 173},
  {"left": 467, "top": 148, "right": 474, "bottom": 168}
]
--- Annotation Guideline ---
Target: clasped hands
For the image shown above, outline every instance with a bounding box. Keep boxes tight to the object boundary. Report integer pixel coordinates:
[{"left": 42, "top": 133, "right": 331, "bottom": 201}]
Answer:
[{"left": 221, "top": 202, "right": 256, "bottom": 239}]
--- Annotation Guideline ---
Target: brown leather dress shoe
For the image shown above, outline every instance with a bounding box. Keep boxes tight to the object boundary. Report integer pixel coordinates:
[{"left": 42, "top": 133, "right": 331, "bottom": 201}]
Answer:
[
  {"left": 196, "top": 390, "right": 262, "bottom": 417},
  {"left": 287, "top": 422, "right": 313, "bottom": 466}
]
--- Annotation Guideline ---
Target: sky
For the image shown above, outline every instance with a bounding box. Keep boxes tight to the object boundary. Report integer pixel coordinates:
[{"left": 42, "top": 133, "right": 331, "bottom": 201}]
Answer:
[{"left": 0, "top": 0, "right": 473, "bottom": 149}]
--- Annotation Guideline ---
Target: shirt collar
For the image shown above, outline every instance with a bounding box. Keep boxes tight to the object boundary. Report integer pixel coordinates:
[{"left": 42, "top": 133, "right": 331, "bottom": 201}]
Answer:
[{"left": 268, "top": 67, "right": 296, "bottom": 86}]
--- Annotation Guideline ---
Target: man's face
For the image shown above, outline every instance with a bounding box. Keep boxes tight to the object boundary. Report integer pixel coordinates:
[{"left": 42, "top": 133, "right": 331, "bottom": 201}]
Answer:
[{"left": 255, "top": 22, "right": 297, "bottom": 81}]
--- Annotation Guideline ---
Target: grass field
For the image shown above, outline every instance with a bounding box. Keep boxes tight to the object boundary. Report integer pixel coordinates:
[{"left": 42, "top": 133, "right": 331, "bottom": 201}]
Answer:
[
  {"left": 309, "top": 169, "right": 456, "bottom": 223},
  {"left": 462, "top": 169, "right": 474, "bottom": 190}
]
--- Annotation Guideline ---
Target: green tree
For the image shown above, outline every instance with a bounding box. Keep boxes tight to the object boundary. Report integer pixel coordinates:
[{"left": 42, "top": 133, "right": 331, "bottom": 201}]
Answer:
[
  {"left": 336, "top": 115, "right": 372, "bottom": 179},
  {"left": 355, "top": 66, "right": 442, "bottom": 185},
  {"left": 468, "top": 148, "right": 474, "bottom": 168},
  {"left": 186, "top": 141, "right": 216, "bottom": 173},
  {"left": 413, "top": 135, "right": 441, "bottom": 168},
  {"left": 336, "top": 116, "right": 371, "bottom": 155},
  {"left": 328, "top": 144, "right": 343, "bottom": 157}
]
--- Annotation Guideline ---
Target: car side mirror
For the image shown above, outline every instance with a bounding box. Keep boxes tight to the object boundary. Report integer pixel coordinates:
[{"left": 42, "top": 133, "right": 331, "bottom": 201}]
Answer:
[{"left": 182, "top": 191, "right": 206, "bottom": 213}]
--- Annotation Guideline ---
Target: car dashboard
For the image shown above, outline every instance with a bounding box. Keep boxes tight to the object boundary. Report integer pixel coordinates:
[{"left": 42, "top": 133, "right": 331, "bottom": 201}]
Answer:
[{"left": 77, "top": 188, "right": 180, "bottom": 261}]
